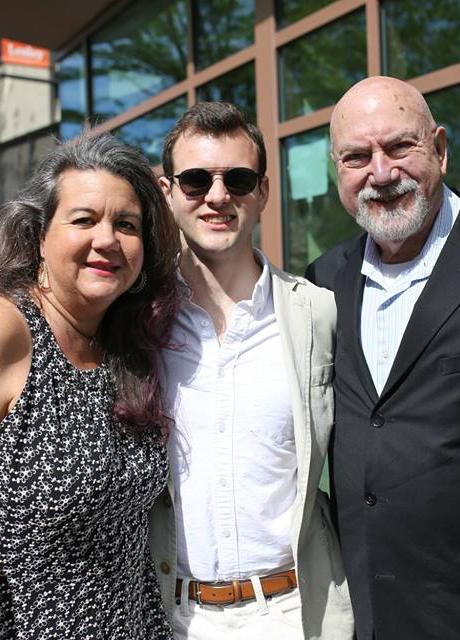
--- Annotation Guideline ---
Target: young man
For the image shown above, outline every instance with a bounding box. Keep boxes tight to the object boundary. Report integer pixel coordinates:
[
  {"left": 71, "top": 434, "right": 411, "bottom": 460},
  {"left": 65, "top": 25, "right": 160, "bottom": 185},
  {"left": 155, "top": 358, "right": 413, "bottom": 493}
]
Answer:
[
  {"left": 306, "top": 76, "right": 460, "bottom": 639},
  {"left": 149, "top": 102, "right": 353, "bottom": 640}
]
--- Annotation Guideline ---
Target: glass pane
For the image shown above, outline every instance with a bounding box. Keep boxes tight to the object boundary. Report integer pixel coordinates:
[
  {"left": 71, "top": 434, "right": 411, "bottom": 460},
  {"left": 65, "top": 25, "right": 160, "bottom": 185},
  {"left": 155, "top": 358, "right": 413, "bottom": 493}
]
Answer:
[
  {"left": 0, "top": 129, "right": 56, "bottom": 202},
  {"left": 58, "top": 49, "right": 86, "bottom": 140},
  {"left": 196, "top": 62, "right": 256, "bottom": 123},
  {"left": 193, "top": 0, "right": 254, "bottom": 70},
  {"left": 276, "top": 0, "right": 333, "bottom": 29},
  {"left": 425, "top": 85, "right": 460, "bottom": 192},
  {"left": 279, "top": 9, "right": 366, "bottom": 121},
  {"left": 91, "top": 0, "right": 187, "bottom": 121},
  {"left": 281, "top": 127, "right": 359, "bottom": 275},
  {"left": 382, "top": 0, "right": 460, "bottom": 79},
  {"left": 113, "top": 95, "right": 188, "bottom": 166}
]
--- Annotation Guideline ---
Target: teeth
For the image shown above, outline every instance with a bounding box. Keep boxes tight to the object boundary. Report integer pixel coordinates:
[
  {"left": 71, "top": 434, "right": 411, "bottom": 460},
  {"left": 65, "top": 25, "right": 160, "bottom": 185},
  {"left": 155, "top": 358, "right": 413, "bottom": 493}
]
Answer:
[{"left": 204, "top": 215, "right": 233, "bottom": 223}]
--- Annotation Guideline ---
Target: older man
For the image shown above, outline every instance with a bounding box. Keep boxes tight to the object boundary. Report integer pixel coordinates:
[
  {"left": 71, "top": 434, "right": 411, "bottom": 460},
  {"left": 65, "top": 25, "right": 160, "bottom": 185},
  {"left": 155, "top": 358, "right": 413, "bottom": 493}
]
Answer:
[
  {"left": 306, "top": 76, "right": 460, "bottom": 639},
  {"left": 149, "top": 102, "right": 354, "bottom": 640}
]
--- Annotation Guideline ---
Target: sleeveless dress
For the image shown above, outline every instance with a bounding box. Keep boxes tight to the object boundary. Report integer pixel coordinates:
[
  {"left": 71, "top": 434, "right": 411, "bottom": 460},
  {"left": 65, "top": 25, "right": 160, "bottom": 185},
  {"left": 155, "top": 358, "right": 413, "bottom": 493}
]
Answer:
[{"left": 0, "top": 297, "right": 172, "bottom": 639}]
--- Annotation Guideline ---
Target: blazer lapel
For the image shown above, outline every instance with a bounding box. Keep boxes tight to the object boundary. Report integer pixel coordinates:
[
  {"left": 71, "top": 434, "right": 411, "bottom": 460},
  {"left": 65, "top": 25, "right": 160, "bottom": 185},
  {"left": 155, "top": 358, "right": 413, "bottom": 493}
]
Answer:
[
  {"left": 336, "top": 237, "right": 379, "bottom": 403},
  {"left": 382, "top": 215, "right": 460, "bottom": 398}
]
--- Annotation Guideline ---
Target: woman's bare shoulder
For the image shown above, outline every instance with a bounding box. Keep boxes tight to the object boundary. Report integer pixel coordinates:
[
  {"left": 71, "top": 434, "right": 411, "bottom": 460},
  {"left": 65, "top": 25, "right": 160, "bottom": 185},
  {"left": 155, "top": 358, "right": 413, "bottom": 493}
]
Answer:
[
  {"left": 0, "top": 296, "right": 32, "bottom": 420},
  {"left": 0, "top": 296, "right": 31, "bottom": 362}
]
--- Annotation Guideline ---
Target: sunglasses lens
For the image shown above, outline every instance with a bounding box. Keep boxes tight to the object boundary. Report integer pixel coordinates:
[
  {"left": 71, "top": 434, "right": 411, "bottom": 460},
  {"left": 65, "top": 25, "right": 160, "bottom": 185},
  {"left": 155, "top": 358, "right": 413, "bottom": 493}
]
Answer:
[
  {"left": 178, "top": 169, "right": 212, "bottom": 196},
  {"left": 224, "top": 168, "right": 259, "bottom": 195},
  {"left": 176, "top": 168, "right": 259, "bottom": 197}
]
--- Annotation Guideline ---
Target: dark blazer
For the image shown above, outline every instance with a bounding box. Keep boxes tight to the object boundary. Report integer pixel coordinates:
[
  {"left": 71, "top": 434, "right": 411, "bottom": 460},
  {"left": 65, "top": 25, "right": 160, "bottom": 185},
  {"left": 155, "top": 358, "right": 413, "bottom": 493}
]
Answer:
[{"left": 306, "top": 197, "right": 460, "bottom": 640}]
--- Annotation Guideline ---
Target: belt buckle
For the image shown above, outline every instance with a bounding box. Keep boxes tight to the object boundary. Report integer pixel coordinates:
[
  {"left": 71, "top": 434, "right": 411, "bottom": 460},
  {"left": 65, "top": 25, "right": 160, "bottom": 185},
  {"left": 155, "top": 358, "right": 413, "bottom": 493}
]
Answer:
[{"left": 195, "top": 581, "right": 203, "bottom": 605}]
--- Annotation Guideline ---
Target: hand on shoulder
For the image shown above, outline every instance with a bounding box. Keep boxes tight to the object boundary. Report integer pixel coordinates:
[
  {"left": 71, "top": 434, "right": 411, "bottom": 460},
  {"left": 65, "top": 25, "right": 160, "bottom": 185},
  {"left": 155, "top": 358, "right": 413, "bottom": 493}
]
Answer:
[{"left": 0, "top": 297, "right": 32, "bottom": 421}]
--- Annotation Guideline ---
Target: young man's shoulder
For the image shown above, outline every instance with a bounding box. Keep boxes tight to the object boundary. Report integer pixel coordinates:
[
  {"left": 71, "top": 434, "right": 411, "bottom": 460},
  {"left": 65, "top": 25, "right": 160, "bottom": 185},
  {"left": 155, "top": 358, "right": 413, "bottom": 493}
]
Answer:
[{"left": 268, "top": 262, "right": 335, "bottom": 311}]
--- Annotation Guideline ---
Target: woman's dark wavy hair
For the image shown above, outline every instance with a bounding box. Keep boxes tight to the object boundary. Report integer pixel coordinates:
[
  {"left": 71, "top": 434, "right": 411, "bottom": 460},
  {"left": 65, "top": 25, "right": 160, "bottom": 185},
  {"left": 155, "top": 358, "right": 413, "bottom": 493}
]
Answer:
[{"left": 0, "top": 132, "right": 181, "bottom": 439}]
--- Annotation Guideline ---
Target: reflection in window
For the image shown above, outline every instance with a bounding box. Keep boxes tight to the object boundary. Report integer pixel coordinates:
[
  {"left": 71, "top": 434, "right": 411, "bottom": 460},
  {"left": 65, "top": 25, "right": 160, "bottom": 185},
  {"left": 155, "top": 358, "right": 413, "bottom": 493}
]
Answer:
[
  {"left": 58, "top": 49, "right": 86, "bottom": 140},
  {"left": 281, "top": 127, "right": 358, "bottom": 275},
  {"left": 91, "top": 0, "right": 187, "bottom": 122},
  {"left": 278, "top": 10, "right": 366, "bottom": 121},
  {"left": 113, "top": 96, "right": 187, "bottom": 166},
  {"left": 193, "top": 0, "right": 254, "bottom": 70},
  {"left": 196, "top": 63, "right": 256, "bottom": 123},
  {"left": 276, "top": 0, "right": 333, "bottom": 29},
  {"left": 425, "top": 84, "right": 460, "bottom": 190},
  {"left": 382, "top": 0, "right": 460, "bottom": 79}
]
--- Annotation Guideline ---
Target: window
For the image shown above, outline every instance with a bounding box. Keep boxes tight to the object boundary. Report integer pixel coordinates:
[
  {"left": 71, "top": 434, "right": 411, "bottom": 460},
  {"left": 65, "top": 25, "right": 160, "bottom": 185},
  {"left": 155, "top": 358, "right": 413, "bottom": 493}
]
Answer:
[
  {"left": 114, "top": 95, "right": 187, "bottom": 166},
  {"left": 193, "top": 0, "right": 254, "bottom": 70},
  {"left": 278, "top": 10, "right": 367, "bottom": 121},
  {"left": 425, "top": 84, "right": 460, "bottom": 190},
  {"left": 276, "top": 0, "right": 333, "bottom": 29},
  {"left": 91, "top": 0, "right": 187, "bottom": 121},
  {"left": 58, "top": 49, "right": 86, "bottom": 139},
  {"left": 281, "top": 127, "right": 359, "bottom": 274},
  {"left": 382, "top": 0, "right": 460, "bottom": 79},
  {"left": 196, "top": 62, "right": 256, "bottom": 123}
]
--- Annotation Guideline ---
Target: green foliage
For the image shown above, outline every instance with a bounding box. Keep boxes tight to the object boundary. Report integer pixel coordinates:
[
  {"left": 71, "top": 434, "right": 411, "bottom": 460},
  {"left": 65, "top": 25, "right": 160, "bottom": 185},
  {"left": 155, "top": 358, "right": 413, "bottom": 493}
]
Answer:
[
  {"left": 276, "top": 0, "right": 334, "bottom": 29},
  {"left": 279, "top": 9, "right": 367, "bottom": 120},
  {"left": 194, "top": 0, "right": 254, "bottom": 70},
  {"left": 383, "top": 0, "right": 460, "bottom": 78}
]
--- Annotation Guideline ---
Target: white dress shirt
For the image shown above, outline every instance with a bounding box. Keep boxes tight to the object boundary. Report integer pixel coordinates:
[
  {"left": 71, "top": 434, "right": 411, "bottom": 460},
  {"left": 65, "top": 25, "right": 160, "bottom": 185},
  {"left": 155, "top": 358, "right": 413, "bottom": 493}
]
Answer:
[
  {"left": 162, "top": 251, "right": 296, "bottom": 581},
  {"left": 361, "top": 186, "right": 460, "bottom": 395}
]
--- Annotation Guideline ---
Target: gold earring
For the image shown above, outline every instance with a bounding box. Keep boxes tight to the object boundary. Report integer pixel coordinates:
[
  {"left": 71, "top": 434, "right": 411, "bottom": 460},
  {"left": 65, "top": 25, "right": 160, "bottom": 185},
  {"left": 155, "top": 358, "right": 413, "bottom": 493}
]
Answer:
[{"left": 37, "top": 261, "right": 50, "bottom": 290}]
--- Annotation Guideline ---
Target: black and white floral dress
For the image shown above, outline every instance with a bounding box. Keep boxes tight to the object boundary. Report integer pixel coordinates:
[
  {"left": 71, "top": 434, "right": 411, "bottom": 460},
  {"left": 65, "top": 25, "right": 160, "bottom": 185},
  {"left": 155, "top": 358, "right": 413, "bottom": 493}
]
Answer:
[{"left": 0, "top": 297, "right": 172, "bottom": 639}]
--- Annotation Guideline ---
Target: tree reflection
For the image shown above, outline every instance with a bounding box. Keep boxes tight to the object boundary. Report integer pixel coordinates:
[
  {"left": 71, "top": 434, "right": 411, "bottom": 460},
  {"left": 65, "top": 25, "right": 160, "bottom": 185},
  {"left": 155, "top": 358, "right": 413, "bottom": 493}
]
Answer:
[
  {"left": 279, "top": 9, "right": 367, "bottom": 121},
  {"left": 383, "top": 0, "right": 460, "bottom": 78},
  {"left": 91, "top": 0, "right": 187, "bottom": 120}
]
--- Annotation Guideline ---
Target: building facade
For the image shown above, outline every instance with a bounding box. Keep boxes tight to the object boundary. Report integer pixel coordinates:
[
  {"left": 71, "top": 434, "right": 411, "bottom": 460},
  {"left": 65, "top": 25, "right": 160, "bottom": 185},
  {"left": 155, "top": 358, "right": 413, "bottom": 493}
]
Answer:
[
  {"left": 37, "top": 0, "right": 460, "bottom": 270},
  {"left": 0, "top": 39, "right": 59, "bottom": 202}
]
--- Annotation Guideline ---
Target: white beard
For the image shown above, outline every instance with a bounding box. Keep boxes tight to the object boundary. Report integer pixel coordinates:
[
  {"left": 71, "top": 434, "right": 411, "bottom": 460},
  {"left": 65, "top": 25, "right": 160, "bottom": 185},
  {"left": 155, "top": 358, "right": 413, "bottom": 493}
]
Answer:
[{"left": 356, "top": 179, "right": 430, "bottom": 243}]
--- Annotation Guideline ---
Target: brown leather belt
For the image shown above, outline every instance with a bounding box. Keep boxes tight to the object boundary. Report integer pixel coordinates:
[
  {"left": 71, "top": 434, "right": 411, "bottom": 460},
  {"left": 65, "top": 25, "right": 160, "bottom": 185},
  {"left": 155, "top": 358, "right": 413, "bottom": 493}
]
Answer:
[{"left": 175, "top": 568, "right": 297, "bottom": 605}]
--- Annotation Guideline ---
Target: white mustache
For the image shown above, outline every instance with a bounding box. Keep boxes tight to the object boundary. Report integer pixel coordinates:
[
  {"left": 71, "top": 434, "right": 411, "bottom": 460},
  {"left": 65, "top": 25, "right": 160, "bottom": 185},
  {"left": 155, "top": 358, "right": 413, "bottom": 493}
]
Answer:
[{"left": 359, "top": 179, "right": 418, "bottom": 203}]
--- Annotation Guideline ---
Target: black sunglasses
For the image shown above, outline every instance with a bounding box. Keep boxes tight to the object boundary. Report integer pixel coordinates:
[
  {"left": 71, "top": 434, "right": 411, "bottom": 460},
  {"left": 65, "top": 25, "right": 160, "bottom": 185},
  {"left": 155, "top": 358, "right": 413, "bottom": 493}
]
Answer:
[{"left": 169, "top": 167, "right": 262, "bottom": 197}]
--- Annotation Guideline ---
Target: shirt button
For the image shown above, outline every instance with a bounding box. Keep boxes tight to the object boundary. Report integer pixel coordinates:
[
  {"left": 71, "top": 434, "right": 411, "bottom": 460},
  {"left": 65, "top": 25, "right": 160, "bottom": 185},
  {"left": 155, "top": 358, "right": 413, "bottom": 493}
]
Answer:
[
  {"left": 219, "top": 477, "right": 227, "bottom": 487},
  {"left": 223, "top": 530, "right": 231, "bottom": 538},
  {"left": 365, "top": 493, "right": 377, "bottom": 506},
  {"left": 218, "top": 368, "right": 225, "bottom": 377},
  {"left": 200, "top": 319, "right": 209, "bottom": 327},
  {"left": 160, "top": 561, "right": 171, "bottom": 574},
  {"left": 218, "top": 424, "right": 226, "bottom": 433},
  {"left": 371, "top": 414, "right": 385, "bottom": 428}
]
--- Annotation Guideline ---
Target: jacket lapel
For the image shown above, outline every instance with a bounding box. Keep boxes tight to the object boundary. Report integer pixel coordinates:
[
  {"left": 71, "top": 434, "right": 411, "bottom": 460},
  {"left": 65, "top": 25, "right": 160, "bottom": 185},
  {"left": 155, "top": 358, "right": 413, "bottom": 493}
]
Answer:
[
  {"left": 271, "top": 267, "right": 313, "bottom": 494},
  {"left": 336, "top": 237, "right": 379, "bottom": 403},
  {"left": 382, "top": 215, "right": 460, "bottom": 398}
]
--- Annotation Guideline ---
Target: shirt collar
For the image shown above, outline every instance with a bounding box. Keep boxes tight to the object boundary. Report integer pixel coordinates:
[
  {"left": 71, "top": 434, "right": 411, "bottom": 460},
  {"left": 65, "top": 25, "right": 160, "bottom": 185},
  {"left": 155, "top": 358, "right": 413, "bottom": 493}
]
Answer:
[
  {"left": 362, "top": 184, "right": 458, "bottom": 286},
  {"left": 251, "top": 248, "right": 271, "bottom": 312}
]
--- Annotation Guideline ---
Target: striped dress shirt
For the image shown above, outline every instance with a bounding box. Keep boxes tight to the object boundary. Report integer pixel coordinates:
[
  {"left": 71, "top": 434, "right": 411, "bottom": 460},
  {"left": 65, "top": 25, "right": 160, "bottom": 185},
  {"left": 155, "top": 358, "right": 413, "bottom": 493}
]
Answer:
[{"left": 360, "top": 186, "right": 460, "bottom": 395}]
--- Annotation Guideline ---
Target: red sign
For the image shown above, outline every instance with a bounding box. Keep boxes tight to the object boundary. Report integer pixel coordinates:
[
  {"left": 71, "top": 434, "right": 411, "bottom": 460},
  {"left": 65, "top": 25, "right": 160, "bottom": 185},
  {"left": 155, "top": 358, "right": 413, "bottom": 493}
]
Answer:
[{"left": 1, "top": 38, "right": 50, "bottom": 68}]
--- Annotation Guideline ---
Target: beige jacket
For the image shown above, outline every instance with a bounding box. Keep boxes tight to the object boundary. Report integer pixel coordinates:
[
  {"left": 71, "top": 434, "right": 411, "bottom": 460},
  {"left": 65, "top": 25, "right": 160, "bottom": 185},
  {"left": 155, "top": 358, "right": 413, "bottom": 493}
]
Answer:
[{"left": 149, "top": 265, "right": 354, "bottom": 639}]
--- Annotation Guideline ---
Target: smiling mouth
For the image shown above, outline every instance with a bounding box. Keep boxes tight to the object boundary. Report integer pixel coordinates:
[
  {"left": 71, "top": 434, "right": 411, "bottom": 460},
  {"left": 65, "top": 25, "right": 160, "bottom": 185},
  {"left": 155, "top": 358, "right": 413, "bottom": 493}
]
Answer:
[
  {"left": 200, "top": 214, "right": 236, "bottom": 224},
  {"left": 372, "top": 192, "right": 412, "bottom": 204},
  {"left": 86, "top": 262, "right": 119, "bottom": 273}
]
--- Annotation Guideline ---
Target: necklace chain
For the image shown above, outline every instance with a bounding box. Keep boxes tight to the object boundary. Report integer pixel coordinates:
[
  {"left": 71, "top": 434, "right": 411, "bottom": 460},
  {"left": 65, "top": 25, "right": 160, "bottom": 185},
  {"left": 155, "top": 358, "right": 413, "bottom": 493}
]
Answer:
[{"left": 43, "top": 294, "right": 98, "bottom": 344}]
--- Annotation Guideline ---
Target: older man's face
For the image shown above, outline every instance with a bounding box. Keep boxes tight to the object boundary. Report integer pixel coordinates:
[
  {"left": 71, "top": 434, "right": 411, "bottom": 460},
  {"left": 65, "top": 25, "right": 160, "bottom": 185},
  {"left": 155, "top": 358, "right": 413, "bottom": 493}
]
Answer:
[{"left": 331, "top": 83, "right": 447, "bottom": 245}]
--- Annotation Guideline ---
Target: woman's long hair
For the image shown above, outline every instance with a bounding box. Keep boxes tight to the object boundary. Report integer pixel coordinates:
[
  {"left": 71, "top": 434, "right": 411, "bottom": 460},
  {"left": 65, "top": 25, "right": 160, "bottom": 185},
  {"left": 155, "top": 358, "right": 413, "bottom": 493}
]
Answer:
[{"left": 0, "top": 133, "right": 182, "bottom": 439}]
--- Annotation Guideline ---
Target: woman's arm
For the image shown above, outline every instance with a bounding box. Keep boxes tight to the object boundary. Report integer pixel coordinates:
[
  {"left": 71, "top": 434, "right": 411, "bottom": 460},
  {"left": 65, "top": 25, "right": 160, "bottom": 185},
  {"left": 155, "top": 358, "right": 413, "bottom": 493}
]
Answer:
[{"left": 0, "top": 297, "right": 32, "bottom": 422}]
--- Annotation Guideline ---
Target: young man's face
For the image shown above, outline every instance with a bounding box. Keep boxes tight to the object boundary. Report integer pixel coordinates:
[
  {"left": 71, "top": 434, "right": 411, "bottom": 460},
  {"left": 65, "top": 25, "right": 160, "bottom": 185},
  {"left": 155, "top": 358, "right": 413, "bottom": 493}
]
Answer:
[{"left": 160, "top": 129, "right": 268, "bottom": 264}]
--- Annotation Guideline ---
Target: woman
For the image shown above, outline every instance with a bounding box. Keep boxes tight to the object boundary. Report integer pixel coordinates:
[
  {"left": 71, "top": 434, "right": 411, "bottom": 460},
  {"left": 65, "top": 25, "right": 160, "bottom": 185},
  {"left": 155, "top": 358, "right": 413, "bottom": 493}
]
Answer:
[{"left": 0, "top": 133, "right": 181, "bottom": 639}]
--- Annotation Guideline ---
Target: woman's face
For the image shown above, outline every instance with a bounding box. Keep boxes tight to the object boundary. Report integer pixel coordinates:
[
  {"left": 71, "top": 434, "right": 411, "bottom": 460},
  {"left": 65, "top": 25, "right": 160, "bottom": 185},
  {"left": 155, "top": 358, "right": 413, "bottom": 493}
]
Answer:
[{"left": 40, "top": 169, "right": 144, "bottom": 314}]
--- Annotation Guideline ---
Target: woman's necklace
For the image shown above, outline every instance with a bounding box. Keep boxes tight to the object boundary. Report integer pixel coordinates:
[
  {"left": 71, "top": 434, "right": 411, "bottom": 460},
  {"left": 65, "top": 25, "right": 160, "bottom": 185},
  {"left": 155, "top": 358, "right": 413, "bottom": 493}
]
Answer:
[{"left": 42, "top": 294, "right": 99, "bottom": 347}]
